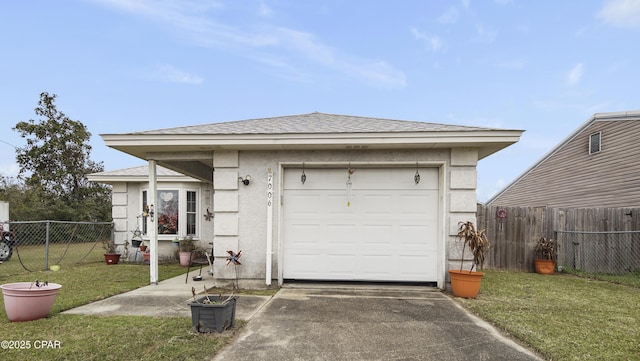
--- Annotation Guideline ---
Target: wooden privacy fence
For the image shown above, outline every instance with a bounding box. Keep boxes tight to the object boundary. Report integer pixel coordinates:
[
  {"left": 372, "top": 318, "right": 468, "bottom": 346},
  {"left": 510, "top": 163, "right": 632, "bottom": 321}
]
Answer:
[{"left": 477, "top": 205, "right": 640, "bottom": 272}]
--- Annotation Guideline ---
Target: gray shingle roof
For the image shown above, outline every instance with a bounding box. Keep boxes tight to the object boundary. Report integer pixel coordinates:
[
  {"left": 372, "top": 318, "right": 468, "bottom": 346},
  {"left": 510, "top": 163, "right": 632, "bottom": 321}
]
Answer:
[
  {"left": 131, "top": 112, "right": 493, "bottom": 135},
  {"left": 92, "top": 165, "right": 184, "bottom": 177}
]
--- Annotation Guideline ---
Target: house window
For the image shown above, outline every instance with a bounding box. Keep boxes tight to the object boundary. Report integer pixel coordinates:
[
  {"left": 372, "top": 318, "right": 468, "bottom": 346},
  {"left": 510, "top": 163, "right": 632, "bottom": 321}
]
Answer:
[
  {"left": 589, "top": 132, "right": 601, "bottom": 154},
  {"left": 141, "top": 189, "right": 198, "bottom": 237},
  {"left": 186, "top": 191, "right": 197, "bottom": 236},
  {"left": 157, "top": 190, "right": 179, "bottom": 235},
  {"left": 142, "top": 191, "right": 148, "bottom": 234}
]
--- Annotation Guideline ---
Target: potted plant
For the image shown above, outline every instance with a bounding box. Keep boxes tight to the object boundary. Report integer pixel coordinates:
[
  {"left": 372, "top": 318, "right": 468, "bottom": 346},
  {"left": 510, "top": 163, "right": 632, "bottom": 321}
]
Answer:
[
  {"left": 130, "top": 226, "right": 143, "bottom": 248},
  {"left": 533, "top": 237, "right": 556, "bottom": 275},
  {"left": 188, "top": 285, "right": 237, "bottom": 333},
  {"left": 1, "top": 280, "right": 62, "bottom": 322},
  {"left": 102, "top": 238, "right": 121, "bottom": 265},
  {"left": 448, "top": 221, "right": 490, "bottom": 298},
  {"left": 131, "top": 238, "right": 143, "bottom": 248},
  {"left": 179, "top": 236, "right": 195, "bottom": 266}
]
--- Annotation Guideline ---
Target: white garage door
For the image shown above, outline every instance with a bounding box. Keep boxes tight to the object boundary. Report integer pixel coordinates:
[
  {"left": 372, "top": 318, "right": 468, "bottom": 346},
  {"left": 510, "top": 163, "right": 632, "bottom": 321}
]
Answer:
[{"left": 283, "top": 167, "right": 439, "bottom": 282}]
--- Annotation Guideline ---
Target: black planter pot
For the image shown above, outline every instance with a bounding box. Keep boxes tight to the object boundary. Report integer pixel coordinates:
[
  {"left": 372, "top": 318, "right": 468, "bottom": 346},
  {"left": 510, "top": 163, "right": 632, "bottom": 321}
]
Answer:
[{"left": 189, "top": 296, "right": 237, "bottom": 333}]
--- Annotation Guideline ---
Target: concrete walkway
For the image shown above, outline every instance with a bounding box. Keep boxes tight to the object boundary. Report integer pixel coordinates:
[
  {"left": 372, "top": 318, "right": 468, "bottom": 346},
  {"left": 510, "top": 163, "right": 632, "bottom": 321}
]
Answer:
[
  {"left": 65, "top": 275, "right": 543, "bottom": 360},
  {"left": 63, "top": 273, "right": 271, "bottom": 320}
]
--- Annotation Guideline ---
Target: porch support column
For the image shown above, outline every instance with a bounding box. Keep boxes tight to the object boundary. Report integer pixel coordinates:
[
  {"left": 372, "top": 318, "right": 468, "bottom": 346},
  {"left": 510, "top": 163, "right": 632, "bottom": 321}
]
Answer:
[
  {"left": 266, "top": 168, "right": 273, "bottom": 286},
  {"left": 148, "top": 159, "right": 159, "bottom": 284}
]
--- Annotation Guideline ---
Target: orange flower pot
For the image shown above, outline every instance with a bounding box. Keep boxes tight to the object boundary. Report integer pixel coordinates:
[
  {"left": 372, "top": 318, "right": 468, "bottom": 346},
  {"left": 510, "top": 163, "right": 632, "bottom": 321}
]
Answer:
[
  {"left": 534, "top": 259, "right": 555, "bottom": 275},
  {"left": 449, "top": 270, "right": 484, "bottom": 298}
]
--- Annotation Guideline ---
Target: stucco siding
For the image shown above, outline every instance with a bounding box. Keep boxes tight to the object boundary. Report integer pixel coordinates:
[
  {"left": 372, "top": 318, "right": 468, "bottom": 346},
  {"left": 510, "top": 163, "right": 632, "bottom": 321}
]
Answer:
[
  {"left": 202, "top": 148, "right": 480, "bottom": 284},
  {"left": 490, "top": 120, "right": 640, "bottom": 207},
  {"left": 105, "top": 147, "right": 483, "bottom": 285}
]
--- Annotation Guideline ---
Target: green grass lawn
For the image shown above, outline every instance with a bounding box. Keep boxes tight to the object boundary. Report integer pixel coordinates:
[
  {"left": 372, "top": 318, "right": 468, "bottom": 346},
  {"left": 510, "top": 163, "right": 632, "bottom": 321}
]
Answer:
[
  {"left": 1, "top": 242, "right": 106, "bottom": 276},
  {"left": 0, "top": 263, "right": 242, "bottom": 361},
  {"left": 2, "top": 262, "right": 638, "bottom": 361},
  {"left": 455, "top": 270, "right": 640, "bottom": 361}
]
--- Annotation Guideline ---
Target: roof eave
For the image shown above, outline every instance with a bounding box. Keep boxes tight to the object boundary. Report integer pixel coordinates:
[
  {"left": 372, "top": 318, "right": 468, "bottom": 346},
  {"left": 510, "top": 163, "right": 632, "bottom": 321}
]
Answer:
[
  {"left": 87, "top": 174, "right": 199, "bottom": 184},
  {"left": 101, "top": 130, "right": 523, "bottom": 161}
]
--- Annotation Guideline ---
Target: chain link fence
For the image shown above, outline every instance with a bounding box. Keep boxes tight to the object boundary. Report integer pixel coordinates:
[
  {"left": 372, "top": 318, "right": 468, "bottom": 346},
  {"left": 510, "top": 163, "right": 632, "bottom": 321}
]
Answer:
[
  {"left": 555, "top": 230, "right": 640, "bottom": 274},
  {"left": 0, "top": 220, "right": 113, "bottom": 276}
]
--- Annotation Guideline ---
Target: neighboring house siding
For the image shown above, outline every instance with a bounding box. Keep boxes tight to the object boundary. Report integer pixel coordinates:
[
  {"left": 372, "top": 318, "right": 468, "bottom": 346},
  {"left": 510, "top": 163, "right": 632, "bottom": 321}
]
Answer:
[{"left": 489, "top": 119, "right": 640, "bottom": 207}]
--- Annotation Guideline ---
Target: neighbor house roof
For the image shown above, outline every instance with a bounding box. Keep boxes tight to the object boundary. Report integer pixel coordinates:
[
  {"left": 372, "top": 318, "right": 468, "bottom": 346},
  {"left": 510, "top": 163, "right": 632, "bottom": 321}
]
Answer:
[
  {"left": 485, "top": 110, "right": 640, "bottom": 205},
  {"left": 87, "top": 165, "right": 199, "bottom": 184},
  {"left": 101, "top": 112, "right": 523, "bottom": 161}
]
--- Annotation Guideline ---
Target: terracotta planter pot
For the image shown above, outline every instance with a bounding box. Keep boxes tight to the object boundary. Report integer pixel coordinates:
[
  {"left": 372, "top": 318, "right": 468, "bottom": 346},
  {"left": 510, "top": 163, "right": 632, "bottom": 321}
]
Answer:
[
  {"left": 1, "top": 282, "right": 62, "bottom": 322},
  {"left": 142, "top": 252, "right": 150, "bottom": 265},
  {"left": 139, "top": 245, "right": 147, "bottom": 252},
  {"left": 449, "top": 270, "right": 484, "bottom": 298},
  {"left": 104, "top": 253, "right": 121, "bottom": 265},
  {"left": 179, "top": 251, "right": 193, "bottom": 267},
  {"left": 534, "top": 259, "right": 555, "bottom": 275}
]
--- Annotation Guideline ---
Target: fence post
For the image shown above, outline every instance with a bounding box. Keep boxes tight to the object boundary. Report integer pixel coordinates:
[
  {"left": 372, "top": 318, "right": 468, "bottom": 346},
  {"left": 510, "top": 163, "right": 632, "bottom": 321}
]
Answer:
[{"left": 44, "top": 220, "right": 50, "bottom": 270}]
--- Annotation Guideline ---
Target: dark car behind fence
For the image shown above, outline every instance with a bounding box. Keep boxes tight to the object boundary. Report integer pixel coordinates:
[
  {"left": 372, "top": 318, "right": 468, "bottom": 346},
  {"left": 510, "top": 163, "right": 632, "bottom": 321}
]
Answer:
[{"left": 0, "top": 220, "right": 113, "bottom": 276}]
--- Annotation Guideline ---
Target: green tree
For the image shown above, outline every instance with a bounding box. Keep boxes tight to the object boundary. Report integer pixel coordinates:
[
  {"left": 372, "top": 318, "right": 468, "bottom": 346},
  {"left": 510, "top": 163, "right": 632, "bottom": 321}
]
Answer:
[{"left": 12, "top": 92, "right": 111, "bottom": 221}]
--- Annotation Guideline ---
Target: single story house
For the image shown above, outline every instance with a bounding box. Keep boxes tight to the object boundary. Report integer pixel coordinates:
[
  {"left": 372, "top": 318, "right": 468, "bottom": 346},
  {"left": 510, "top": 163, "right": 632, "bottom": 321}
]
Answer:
[
  {"left": 487, "top": 111, "right": 640, "bottom": 207},
  {"left": 95, "top": 112, "right": 523, "bottom": 288}
]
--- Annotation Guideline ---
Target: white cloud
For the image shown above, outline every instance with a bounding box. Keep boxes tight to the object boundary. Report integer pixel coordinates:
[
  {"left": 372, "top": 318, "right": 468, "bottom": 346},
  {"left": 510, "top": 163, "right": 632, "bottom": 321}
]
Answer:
[
  {"left": 438, "top": 7, "right": 459, "bottom": 24},
  {"left": 343, "top": 61, "right": 407, "bottom": 89},
  {"left": 598, "top": 0, "right": 640, "bottom": 28},
  {"left": 258, "top": 0, "right": 272, "bottom": 17},
  {"left": 275, "top": 27, "right": 336, "bottom": 64},
  {"left": 411, "top": 28, "right": 444, "bottom": 52},
  {"left": 149, "top": 64, "right": 204, "bottom": 84},
  {"left": 461, "top": 0, "right": 471, "bottom": 10},
  {"left": 567, "top": 63, "right": 584, "bottom": 86},
  {"left": 474, "top": 24, "right": 498, "bottom": 44},
  {"left": 91, "top": 0, "right": 406, "bottom": 89}
]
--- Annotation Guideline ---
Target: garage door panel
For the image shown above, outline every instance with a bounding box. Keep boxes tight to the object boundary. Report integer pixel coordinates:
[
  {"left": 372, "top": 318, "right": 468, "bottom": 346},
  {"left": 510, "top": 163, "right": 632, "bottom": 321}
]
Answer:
[
  {"left": 399, "top": 254, "right": 438, "bottom": 278},
  {"left": 286, "top": 193, "right": 323, "bottom": 212},
  {"left": 362, "top": 225, "right": 394, "bottom": 244},
  {"left": 327, "top": 224, "right": 359, "bottom": 246},
  {"left": 286, "top": 252, "right": 324, "bottom": 276},
  {"left": 398, "top": 225, "right": 434, "bottom": 241},
  {"left": 326, "top": 254, "right": 357, "bottom": 276},
  {"left": 360, "top": 194, "right": 393, "bottom": 214},
  {"left": 283, "top": 167, "right": 439, "bottom": 282}
]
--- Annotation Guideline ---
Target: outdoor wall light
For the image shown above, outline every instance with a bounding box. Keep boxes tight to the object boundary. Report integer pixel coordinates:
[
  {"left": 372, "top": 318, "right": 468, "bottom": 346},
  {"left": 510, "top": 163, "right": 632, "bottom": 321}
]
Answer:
[
  {"left": 414, "top": 162, "right": 421, "bottom": 185},
  {"left": 301, "top": 163, "right": 307, "bottom": 185},
  {"left": 148, "top": 204, "right": 155, "bottom": 222},
  {"left": 238, "top": 175, "right": 251, "bottom": 185}
]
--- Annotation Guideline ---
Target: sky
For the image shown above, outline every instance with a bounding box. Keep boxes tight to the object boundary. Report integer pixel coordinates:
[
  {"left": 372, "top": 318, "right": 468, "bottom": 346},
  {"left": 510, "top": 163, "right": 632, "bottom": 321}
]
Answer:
[{"left": 1, "top": 0, "right": 639, "bottom": 202}]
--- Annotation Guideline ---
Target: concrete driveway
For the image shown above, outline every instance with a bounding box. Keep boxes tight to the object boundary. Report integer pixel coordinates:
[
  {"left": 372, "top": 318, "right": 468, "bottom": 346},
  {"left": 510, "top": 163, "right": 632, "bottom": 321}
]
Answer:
[
  {"left": 64, "top": 275, "right": 542, "bottom": 360},
  {"left": 214, "top": 285, "right": 543, "bottom": 361}
]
